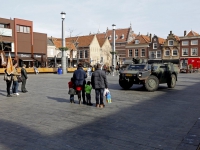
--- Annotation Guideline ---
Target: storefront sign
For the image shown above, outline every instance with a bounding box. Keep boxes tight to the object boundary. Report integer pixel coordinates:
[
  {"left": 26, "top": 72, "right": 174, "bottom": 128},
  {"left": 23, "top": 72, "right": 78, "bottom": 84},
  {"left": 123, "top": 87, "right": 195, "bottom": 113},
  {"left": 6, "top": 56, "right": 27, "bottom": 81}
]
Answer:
[
  {"left": 34, "top": 55, "right": 41, "bottom": 58},
  {"left": 19, "top": 54, "right": 31, "bottom": 57}
]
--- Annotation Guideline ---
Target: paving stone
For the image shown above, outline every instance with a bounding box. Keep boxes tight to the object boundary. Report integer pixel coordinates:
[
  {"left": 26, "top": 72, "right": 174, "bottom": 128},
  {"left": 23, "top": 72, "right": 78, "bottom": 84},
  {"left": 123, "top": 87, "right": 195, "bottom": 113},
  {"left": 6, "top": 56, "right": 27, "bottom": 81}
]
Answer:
[{"left": 0, "top": 73, "right": 200, "bottom": 149}]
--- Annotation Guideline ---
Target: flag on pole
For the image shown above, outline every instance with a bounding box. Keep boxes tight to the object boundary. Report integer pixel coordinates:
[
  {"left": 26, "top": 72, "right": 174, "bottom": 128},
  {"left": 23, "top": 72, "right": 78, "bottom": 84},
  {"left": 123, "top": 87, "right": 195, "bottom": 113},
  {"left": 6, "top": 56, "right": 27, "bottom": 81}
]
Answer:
[
  {"left": 6, "top": 52, "right": 14, "bottom": 75},
  {"left": 0, "top": 50, "right": 7, "bottom": 66}
]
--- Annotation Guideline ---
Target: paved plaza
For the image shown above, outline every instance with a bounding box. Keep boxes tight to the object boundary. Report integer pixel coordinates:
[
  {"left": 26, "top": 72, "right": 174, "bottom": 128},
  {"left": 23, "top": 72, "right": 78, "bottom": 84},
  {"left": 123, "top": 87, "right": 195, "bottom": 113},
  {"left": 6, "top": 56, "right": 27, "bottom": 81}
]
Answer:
[{"left": 0, "top": 72, "right": 200, "bottom": 150}]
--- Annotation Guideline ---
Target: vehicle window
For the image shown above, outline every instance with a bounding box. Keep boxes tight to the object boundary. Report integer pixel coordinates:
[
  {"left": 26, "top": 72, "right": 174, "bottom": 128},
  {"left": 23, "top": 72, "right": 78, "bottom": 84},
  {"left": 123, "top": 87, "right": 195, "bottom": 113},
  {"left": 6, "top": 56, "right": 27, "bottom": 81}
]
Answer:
[
  {"left": 160, "top": 66, "right": 167, "bottom": 71},
  {"left": 127, "top": 65, "right": 146, "bottom": 70},
  {"left": 148, "top": 65, "right": 158, "bottom": 70}
]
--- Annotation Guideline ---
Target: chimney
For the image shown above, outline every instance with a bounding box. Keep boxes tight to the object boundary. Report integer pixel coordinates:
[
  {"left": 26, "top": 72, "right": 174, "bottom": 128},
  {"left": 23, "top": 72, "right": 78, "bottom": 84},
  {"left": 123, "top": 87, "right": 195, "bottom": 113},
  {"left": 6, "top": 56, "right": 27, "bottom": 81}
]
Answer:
[
  {"left": 150, "top": 33, "right": 152, "bottom": 42},
  {"left": 184, "top": 30, "right": 187, "bottom": 36}
]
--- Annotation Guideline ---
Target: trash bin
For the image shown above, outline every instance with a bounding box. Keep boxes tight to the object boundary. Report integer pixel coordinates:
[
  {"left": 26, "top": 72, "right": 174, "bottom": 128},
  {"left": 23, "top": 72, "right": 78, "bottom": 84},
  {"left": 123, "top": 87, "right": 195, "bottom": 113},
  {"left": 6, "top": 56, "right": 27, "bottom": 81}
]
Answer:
[{"left": 57, "top": 68, "right": 63, "bottom": 74}]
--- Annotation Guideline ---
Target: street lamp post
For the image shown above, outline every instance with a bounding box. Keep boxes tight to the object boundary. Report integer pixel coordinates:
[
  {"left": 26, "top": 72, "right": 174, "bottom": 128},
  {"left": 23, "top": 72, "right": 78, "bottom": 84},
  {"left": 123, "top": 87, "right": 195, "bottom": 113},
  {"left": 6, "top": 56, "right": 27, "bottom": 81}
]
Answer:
[
  {"left": 112, "top": 24, "right": 116, "bottom": 76},
  {"left": 61, "top": 11, "right": 66, "bottom": 74}
]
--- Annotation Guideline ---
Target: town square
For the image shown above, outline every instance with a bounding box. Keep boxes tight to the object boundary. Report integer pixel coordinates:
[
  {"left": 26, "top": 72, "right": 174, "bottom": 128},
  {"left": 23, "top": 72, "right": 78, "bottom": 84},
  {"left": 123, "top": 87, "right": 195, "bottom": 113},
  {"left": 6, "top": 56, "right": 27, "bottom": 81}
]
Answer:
[
  {"left": 1, "top": 0, "right": 200, "bottom": 149},
  {"left": 0, "top": 73, "right": 200, "bottom": 150}
]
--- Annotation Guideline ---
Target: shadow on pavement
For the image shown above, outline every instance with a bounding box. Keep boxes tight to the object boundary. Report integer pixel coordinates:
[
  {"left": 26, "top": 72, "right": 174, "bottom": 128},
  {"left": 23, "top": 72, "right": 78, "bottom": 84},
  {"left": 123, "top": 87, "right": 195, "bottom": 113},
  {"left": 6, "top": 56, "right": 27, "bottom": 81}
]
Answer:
[{"left": 0, "top": 77, "right": 199, "bottom": 149}]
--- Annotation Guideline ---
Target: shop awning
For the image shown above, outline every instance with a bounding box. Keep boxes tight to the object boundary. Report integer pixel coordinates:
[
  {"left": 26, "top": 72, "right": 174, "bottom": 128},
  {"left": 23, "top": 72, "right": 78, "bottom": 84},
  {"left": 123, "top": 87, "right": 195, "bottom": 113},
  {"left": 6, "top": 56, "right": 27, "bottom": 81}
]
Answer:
[{"left": 19, "top": 57, "right": 35, "bottom": 61}]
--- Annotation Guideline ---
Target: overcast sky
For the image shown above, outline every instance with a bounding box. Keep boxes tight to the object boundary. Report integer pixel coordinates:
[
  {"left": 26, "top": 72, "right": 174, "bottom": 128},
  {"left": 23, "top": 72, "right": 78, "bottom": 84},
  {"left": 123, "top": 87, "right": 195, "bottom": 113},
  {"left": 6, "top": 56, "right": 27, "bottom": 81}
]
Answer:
[{"left": 1, "top": 0, "right": 200, "bottom": 38}]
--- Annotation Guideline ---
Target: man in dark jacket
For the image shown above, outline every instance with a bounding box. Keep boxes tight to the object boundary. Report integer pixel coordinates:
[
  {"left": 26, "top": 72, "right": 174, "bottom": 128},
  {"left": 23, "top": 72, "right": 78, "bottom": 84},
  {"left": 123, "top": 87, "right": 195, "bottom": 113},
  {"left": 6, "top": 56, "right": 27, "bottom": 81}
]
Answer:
[
  {"left": 91, "top": 63, "right": 108, "bottom": 108},
  {"left": 73, "top": 63, "right": 87, "bottom": 104},
  {"left": 21, "top": 64, "right": 28, "bottom": 93}
]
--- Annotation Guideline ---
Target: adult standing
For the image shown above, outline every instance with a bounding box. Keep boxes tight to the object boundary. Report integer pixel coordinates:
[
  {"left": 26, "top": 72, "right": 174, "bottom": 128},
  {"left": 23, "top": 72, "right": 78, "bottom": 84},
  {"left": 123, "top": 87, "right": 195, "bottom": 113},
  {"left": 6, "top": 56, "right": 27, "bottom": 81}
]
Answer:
[
  {"left": 4, "top": 69, "right": 12, "bottom": 97},
  {"left": 12, "top": 62, "right": 20, "bottom": 95},
  {"left": 73, "top": 63, "right": 87, "bottom": 104},
  {"left": 91, "top": 63, "right": 108, "bottom": 108},
  {"left": 21, "top": 64, "right": 28, "bottom": 93}
]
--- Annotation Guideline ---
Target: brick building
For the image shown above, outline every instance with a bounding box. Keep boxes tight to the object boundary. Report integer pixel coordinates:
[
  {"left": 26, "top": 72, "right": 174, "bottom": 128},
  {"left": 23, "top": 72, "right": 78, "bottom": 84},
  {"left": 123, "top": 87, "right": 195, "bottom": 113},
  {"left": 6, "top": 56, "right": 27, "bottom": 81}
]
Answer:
[{"left": 0, "top": 17, "right": 47, "bottom": 68}]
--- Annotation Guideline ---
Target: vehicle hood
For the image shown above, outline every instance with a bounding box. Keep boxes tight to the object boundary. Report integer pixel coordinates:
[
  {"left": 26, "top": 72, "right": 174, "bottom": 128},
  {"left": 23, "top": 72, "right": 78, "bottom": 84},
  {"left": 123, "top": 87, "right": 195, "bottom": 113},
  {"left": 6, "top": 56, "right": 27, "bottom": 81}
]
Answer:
[{"left": 120, "top": 70, "right": 139, "bottom": 74}]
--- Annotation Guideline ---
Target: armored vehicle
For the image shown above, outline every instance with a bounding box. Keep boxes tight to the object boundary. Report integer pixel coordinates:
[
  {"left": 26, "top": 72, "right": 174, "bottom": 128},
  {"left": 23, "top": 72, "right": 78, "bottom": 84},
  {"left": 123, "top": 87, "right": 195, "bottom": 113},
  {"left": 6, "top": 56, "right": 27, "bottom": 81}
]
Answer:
[{"left": 119, "top": 63, "right": 178, "bottom": 92}]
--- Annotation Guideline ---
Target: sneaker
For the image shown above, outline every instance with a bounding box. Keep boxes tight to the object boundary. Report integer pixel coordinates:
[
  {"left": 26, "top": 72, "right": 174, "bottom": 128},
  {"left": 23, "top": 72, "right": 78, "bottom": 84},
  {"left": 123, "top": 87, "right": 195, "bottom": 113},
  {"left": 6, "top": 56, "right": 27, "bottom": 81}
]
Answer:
[
  {"left": 96, "top": 104, "right": 100, "bottom": 108},
  {"left": 16, "top": 93, "right": 19, "bottom": 96}
]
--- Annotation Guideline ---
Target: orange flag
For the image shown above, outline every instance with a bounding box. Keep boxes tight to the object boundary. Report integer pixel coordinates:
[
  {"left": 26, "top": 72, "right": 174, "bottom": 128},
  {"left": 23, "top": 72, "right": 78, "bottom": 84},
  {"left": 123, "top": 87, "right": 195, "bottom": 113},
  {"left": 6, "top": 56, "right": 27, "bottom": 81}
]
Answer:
[
  {"left": 0, "top": 50, "right": 7, "bottom": 66},
  {"left": 6, "top": 52, "right": 14, "bottom": 75}
]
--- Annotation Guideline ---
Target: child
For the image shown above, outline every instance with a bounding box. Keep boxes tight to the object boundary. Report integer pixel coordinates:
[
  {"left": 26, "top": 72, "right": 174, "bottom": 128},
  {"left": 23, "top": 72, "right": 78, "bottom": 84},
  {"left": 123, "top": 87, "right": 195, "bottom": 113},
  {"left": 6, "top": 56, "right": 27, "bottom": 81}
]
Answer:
[
  {"left": 68, "top": 77, "right": 76, "bottom": 103},
  {"left": 104, "top": 88, "right": 112, "bottom": 103},
  {"left": 85, "top": 81, "right": 93, "bottom": 106}
]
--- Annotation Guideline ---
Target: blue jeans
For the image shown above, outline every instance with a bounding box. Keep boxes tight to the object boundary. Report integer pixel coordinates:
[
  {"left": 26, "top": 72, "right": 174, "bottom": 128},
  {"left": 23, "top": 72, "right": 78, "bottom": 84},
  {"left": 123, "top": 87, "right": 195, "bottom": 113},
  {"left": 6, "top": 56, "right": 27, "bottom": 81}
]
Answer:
[
  {"left": 12, "top": 81, "right": 19, "bottom": 93},
  {"left": 95, "top": 88, "right": 104, "bottom": 105}
]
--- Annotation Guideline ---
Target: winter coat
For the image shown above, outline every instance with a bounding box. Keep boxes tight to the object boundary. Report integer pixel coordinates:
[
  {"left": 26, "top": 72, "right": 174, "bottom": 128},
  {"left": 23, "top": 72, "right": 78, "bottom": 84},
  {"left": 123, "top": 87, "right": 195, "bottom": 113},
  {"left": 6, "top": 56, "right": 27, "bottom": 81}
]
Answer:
[
  {"left": 73, "top": 67, "right": 87, "bottom": 86},
  {"left": 85, "top": 84, "right": 92, "bottom": 94},
  {"left": 91, "top": 68, "right": 108, "bottom": 89},
  {"left": 12, "top": 68, "right": 19, "bottom": 81},
  {"left": 21, "top": 68, "right": 28, "bottom": 80}
]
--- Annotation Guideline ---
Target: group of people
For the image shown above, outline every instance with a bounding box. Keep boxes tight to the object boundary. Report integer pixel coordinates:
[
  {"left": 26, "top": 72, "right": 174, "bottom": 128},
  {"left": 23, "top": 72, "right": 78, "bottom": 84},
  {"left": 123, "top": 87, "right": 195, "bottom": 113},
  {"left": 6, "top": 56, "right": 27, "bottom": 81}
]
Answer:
[
  {"left": 68, "top": 63, "right": 109, "bottom": 108},
  {"left": 4, "top": 62, "right": 28, "bottom": 97}
]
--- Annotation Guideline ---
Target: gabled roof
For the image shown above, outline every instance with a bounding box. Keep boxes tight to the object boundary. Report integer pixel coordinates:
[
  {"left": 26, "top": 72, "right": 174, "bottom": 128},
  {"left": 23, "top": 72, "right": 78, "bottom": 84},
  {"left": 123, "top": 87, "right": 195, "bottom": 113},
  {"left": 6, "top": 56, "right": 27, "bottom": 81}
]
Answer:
[
  {"left": 52, "top": 38, "right": 62, "bottom": 48},
  {"left": 127, "top": 34, "right": 150, "bottom": 45},
  {"left": 66, "top": 42, "right": 76, "bottom": 50},
  {"left": 96, "top": 33, "right": 106, "bottom": 39},
  {"left": 158, "top": 37, "right": 165, "bottom": 44},
  {"left": 47, "top": 38, "right": 55, "bottom": 46},
  {"left": 106, "top": 28, "right": 131, "bottom": 42},
  {"left": 75, "top": 35, "right": 95, "bottom": 47},
  {"left": 97, "top": 38, "right": 106, "bottom": 47},
  {"left": 186, "top": 30, "right": 199, "bottom": 37},
  {"left": 174, "top": 35, "right": 180, "bottom": 41}
]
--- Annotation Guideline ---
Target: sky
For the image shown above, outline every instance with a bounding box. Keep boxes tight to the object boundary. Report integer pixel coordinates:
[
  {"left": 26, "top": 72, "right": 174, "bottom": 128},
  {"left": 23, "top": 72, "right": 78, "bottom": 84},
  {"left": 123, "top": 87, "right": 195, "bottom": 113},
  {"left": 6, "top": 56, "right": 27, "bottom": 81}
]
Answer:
[{"left": 1, "top": 0, "right": 200, "bottom": 38}]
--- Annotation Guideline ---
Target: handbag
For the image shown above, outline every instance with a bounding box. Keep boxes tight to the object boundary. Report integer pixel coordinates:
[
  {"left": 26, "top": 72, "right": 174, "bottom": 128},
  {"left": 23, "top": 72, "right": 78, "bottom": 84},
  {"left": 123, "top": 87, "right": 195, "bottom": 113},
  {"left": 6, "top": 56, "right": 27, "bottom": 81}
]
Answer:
[
  {"left": 4, "top": 73, "right": 11, "bottom": 81},
  {"left": 17, "top": 76, "right": 23, "bottom": 83},
  {"left": 68, "top": 88, "right": 76, "bottom": 95}
]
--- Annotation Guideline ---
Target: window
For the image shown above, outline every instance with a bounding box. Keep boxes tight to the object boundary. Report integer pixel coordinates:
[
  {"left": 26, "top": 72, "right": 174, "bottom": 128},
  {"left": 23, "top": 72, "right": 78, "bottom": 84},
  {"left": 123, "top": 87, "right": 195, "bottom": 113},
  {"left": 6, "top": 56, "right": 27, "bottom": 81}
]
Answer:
[
  {"left": 24, "top": 27, "right": 30, "bottom": 33},
  {"left": 115, "top": 35, "right": 118, "bottom": 39},
  {"left": 141, "top": 49, "right": 145, "bottom": 57},
  {"left": 135, "top": 49, "right": 139, "bottom": 56},
  {"left": 135, "top": 40, "right": 139, "bottom": 44},
  {"left": 153, "top": 43, "right": 157, "bottom": 49},
  {"left": 165, "top": 50, "right": 170, "bottom": 56},
  {"left": 191, "top": 40, "right": 198, "bottom": 45},
  {"left": 17, "top": 25, "right": 30, "bottom": 33},
  {"left": 101, "top": 57, "right": 103, "bottom": 63},
  {"left": 168, "top": 40, "right": 174, "bottom": 46},
  {"left": 157, "top": 51, "right": 161, "bottom": 58},
  {"left": 128, "top": 49, "right": 132, "bottom": 57},
  {"left": 0, "top": 24, "right": 4, "bottom": 28},
  {"left": 79, "top": 51, "right": 83, "bottom": 58},
  {"left": 108, "top": 35, "right": 112, "bottom": 40},
  {"left": 191, "top": 48, "right": 198, "bottom": 56},
  {"left": 182, "top": 41, "right": 188, "bottom": 46},
  {"left": 172, "top": 50, "right": 178, "bottom": 56},
  {"left": 121, "top": 34, "right": 124, "bottom": 39},
  {"left": 84, "top": 50, "right": 88, "bottom": 58},
  {"left": 182, "top": 48, "right": 188, "bottom": 56},
  {"left": 19, "top": 26, "right": 24, "bottom": 32},
  {"left": 150, "top": 51, "right": 155, "bottom": 58}
]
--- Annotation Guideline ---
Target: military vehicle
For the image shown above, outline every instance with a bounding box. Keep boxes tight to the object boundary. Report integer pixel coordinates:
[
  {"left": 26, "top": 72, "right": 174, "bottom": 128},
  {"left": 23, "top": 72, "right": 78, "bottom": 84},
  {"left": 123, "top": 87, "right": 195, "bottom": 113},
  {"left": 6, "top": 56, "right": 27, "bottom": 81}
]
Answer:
[{"left": 119, "top": 63, "right": 178, "bottom": 92}]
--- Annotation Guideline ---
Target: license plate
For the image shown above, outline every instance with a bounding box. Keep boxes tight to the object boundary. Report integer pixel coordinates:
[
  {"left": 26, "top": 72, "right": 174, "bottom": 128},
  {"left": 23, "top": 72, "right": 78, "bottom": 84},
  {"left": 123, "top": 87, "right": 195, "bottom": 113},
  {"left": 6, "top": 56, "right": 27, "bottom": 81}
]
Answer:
[{"left": 126, "top": 74, "right": 132, "bottom": 76}]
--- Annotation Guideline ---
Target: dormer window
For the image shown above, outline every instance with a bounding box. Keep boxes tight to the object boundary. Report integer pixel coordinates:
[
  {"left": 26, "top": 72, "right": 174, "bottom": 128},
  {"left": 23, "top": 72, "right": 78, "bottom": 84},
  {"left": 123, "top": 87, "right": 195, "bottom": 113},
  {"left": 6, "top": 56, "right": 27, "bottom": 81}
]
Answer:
[
  {"left": 168, "top": 40, "right": 174, "bottom": 46},
  {"left": 135, "top": 40, "right": 139, "bottom": 44},
  {"left": 115, "top": 35, "right": 118, "bottom": 39},
  {"left": 121, "top": 34, "right": 124, "bottom": 39},
  {"left": 108, "top": 35, "right": 112, "bottom": 40}
]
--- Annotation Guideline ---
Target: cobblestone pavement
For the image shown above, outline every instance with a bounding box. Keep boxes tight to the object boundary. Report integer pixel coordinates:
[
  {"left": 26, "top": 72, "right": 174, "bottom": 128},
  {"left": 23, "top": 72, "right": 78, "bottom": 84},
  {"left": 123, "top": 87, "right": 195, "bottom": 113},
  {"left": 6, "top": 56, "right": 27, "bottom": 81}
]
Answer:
[{"left": 0, "top": 72, "right": 200, "bottom": 150}]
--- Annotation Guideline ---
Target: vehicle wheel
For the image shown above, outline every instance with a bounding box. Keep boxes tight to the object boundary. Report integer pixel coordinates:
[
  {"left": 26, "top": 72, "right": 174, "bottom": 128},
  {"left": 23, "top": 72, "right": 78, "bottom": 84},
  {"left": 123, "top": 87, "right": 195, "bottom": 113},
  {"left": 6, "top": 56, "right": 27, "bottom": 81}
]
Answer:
[
  {"left": 119, "top": 79, "right": 133, "bottom": 90},
  {"left": 167, "top": 74, "right": 176, "bottom": 88},
  {"left": 145, "top": 75, "right": 159, "bottom": 92}
]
